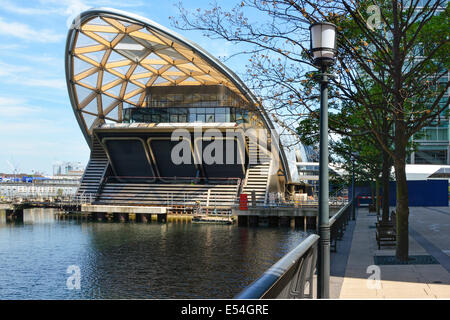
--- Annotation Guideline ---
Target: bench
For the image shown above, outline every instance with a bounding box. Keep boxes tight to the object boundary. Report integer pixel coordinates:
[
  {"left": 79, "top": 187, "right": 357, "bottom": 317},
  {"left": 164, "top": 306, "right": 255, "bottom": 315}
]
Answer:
[{"left": 376, "top": 225, "right": 397, "bottom": 249}]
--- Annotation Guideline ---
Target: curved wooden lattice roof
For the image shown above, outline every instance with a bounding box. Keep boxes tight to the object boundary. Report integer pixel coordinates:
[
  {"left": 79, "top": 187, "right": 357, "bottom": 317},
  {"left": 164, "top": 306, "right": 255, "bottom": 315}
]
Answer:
[
  {"left": 66, "top": 8, "right": 257, "bottom": 141},
  {"left": 65, "top": 8, "right": 293, "bottom": 182}
]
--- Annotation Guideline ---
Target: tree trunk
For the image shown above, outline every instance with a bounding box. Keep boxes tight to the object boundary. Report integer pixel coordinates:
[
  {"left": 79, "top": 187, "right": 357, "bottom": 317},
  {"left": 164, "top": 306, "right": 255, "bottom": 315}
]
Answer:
[
  {"left": 375, "top": 178, "right": 380, "bottom": 216},
  {"left": 381, "top": 149, "right": 391, "bottom": 222},
  {"left": 370, "top": 180, "right": 375, "bottom": 212},
  {"left": 394, "top": 145, "right": 409, "bottom": 262}
]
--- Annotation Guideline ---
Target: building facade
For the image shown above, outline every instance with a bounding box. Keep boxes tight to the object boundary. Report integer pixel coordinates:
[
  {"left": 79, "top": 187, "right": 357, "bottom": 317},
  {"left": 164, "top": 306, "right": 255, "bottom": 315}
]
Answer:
[
  {"left": 66, "top": 8, "right": 315, "bottom": 210},
  {"left": 409, "top": 1, "right": 449, "bottom": 165}
]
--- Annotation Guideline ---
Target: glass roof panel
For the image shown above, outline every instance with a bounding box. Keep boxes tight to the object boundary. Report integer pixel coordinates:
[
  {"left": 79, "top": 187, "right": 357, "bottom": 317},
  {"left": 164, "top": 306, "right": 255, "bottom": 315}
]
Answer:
[
  {"left": 93, "top": 32, "right": 118, "bottom": 43},
  {"left": 179, "top": 77, "right": 201, "bottom": 85},
  {"left": 117, "top": 19, "right": 132, "bottom": 27},
  {"left": 105, "top": 83, "right": 123, "bottom": 98},
  {"left": 153, "top": 76, "right": 169, "bottom": 85},
  {"left": 76, "top": 32, "right": 99, "bottom": 47},
  {"left": 110, "top": 65, "right": 130, "bottom": 76},
  {"left": 133, "top": 64, "right": 151, "bottom": 74},
  {"left": 102, "top": 71, "right": 121, "bottom": 85},
  {"left": 107, "top": 50, "right": 128, "bottom": 62},
  {"left": 134, "top": 76, "right": 151, "bottom": 86},
  {"left": 106, "top": 106, "right": 119, "bottom": 121},
  {"left": 84, "top": 50, "right": 106, "bottom": 63},
  {"left": 142, "top": 52, "right": 167, "bottom": 64},
  {"left": 82, "top": 112, "right": 97, "bottom": 129},
  {"left": 74, "top": 56, "right": 95, "bottom": 74},
  {"left": 83, "top": 97, "right": 99, "bottom": 114},
  {"left": 79, "top": 72, "right": 98, "bottom": 87},
  {"left": 75, "top": 84, "right": 94, "bottom": 102},
  {"left": 101, "top": 94, "right": 116, "bottom": 110},
  {"left": 115, "top": 35, "right": 150, "bottom": 61},
  {"left": 124, "top": 82, "right": 140, "bottom": 95},
  {"left": 87, "top": 17, "right": 110, "bottom": 26},
  {"left": 157, "top": 47, "right": 187, "bottom": 61}
]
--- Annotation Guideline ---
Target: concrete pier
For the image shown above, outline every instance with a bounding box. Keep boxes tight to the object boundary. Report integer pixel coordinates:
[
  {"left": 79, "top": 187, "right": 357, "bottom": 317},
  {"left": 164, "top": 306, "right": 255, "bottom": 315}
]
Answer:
[
  {"left": 114, "top": 212, "right": 129, "bottom": 223},
  {"left": 268, "top": 216, "right": 279, "bottom": 227},
  {"left": 249, "top": 216, "right": 259, "bottom": 227},
  {"left": 93, "top": 212, "right": 107, "bottom": 222},
  {"left": 157, "top": 214, "right": 167, "bottom": 223},
  {"left": 81, "top": 204, "right": 167, "bottom": 223},
  {"left": 295, "top": 217, "right": 305, "bottom": 229},
  {"left": 136, "top": 213, "right": 151, "bottom": 223},
  {"left": 232, "top": 205, "right": 342, "bottom": 229},
  {"left": 5, "top": 208, "right": 23, "bottom": 223},
  {"left": 238, "top": 215, "right": 248, "bottom": 226},
  {"left": 279, "top": 216, "right": 290, "bottom": 227}
]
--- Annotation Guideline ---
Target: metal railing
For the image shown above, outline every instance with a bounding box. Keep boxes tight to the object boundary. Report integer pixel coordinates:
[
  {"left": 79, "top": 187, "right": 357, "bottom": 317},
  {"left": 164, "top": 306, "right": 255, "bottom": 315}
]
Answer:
[
  {"left": 235, "top": 234, "right": 319, "bottom": 299},
  {"left": 235, "top": 199, "right": 355, "bottom": 299},
  {"left": 329, "top": 202, "right": 352, "bottom": 252}
]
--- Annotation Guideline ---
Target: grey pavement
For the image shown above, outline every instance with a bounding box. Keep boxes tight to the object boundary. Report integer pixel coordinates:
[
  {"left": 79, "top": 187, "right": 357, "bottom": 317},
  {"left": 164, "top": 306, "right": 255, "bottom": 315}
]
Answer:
[{"left": 333, "top": 206, "right": 450, "bottom": 299}]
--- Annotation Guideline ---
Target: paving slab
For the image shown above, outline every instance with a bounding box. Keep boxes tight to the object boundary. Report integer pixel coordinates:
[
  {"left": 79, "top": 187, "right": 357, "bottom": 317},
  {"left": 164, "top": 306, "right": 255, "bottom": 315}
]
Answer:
[{"left": 337, "top": 206, "right": 450, "bottom": 299}]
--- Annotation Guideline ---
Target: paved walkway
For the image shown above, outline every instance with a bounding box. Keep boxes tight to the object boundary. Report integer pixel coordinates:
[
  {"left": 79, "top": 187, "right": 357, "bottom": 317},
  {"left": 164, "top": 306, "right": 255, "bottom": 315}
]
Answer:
[{"left": 335, "top": 206, "right": 450, "bottom": 299}]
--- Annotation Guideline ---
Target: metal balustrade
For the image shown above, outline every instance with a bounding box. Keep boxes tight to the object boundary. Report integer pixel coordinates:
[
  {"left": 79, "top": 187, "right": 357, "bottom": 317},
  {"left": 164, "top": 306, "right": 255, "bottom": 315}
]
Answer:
[
  {"left": 235, "top": 199, "right": 355, "bottom": 299},
  {"left": 329, "top": 202, "right": 352, "bottom": 252},
  {"left": 235, "top": 234, "right": 319, "bottom": 299}
]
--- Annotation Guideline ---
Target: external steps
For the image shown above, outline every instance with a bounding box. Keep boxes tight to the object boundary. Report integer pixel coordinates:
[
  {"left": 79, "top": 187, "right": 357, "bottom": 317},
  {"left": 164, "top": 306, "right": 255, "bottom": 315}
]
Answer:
[
  {"left": 76, "top": 136, "right": 109, "bottom": 198},
  {"left": 95, "top": 182, "right": 240, "bottom": 207},
  {"left": 241, "top": 138, "right": 272, "bottom": 205}
]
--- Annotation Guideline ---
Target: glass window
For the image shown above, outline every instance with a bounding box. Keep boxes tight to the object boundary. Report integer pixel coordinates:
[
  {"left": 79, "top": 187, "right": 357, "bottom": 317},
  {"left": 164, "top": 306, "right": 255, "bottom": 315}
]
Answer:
[
  {"left": 160, "top": 113, "right": 169, "bottom": 122},
  {"left": 170, "top": 114, "right": 178, "bottom": 122},
  {"left": 215, "top": 113, "right": 226, "bottom": 122},
  {"left": 197, "top": 114, "right": 205, "bottom": 122},
  {"left": 189, "top": 113, "right": 196, "bottom": 122},
  {"left": 206, "top": 114, "right": 215, "bottom": 122}
]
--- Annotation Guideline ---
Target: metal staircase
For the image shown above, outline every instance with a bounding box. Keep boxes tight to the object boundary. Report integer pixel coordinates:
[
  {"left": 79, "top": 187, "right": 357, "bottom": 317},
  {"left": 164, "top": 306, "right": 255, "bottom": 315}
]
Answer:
[
  {"left": 76, "top": 136, "right": 109, "bottom": 198},
  {"left": 241, "top": 139, "right": 272, "bottom": 206}
]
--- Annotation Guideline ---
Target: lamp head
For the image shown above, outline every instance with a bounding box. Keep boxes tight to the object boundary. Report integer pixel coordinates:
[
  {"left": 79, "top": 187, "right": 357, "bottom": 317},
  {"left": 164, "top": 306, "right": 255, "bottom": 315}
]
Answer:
[{"left": 309, "top": 22, "right": 337, "bottom": 66}]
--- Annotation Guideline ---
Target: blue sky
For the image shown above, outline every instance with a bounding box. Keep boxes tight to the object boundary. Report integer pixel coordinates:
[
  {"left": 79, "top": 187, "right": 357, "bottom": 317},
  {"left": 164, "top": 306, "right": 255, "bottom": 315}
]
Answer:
[{"left": 0, "top": 0, "right": 250, "bottom": 175}]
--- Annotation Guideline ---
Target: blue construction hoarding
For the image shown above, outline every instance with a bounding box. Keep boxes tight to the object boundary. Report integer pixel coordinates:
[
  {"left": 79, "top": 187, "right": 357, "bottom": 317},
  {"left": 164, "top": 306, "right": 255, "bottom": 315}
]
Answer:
[
  {"left": 353, "top": 180, "right": 449, "bottom": 207},
  {"left": 389, "top": 180, "right": 449, "bottom": 207}
]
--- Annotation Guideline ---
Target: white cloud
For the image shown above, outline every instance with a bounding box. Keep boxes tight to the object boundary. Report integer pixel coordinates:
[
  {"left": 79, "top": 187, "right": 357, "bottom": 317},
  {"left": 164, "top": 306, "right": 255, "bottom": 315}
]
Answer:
[
  {"left": 0, "top": 0, "right": 61, "bottom": 15},
  {"left": 0, "top": 60, "right": 65, "bottom": 89},
  {"left": 0, "top": 17, "right": 64, "bottom": 43},
  {"left": 0, "top": 97, "right": 42, "bottom": 117}
]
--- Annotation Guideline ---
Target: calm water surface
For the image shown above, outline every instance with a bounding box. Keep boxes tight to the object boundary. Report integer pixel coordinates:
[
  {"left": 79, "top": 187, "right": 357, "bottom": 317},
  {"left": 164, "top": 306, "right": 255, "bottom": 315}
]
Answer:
[{"left": 0, "top": 208, "right": 310, "bottom": 299}]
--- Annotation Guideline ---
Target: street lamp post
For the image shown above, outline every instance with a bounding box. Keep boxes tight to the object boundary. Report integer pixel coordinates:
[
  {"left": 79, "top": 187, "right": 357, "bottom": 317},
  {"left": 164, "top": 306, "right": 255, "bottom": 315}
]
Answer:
[{"left": 309, "top": 21, "right": 337, "bottom": 299}]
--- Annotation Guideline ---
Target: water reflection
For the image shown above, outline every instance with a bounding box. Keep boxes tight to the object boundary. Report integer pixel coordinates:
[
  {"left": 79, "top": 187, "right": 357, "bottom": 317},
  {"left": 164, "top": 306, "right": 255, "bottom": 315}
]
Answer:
[{"left": 0, "top": 209, "right": 310, "bottom": 299}]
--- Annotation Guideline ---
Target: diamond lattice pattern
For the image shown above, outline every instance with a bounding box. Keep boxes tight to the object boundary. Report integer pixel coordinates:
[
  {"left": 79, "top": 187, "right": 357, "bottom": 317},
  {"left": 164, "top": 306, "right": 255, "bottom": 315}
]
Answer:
[{"left": 70, "top": 15, "right": 247, "bottom": 133}]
